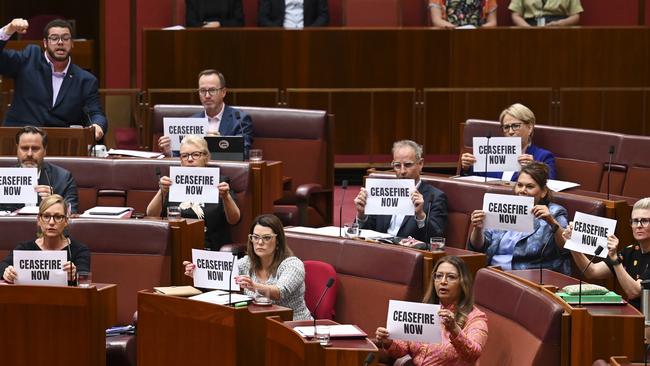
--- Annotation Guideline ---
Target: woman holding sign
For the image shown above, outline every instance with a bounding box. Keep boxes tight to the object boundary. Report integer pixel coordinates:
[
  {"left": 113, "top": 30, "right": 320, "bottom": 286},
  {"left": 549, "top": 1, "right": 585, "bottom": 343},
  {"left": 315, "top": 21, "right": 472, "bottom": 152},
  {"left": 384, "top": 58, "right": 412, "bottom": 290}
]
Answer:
[
  {"left": 562, "top": 198, "right": 650, "bottom": 309},
  {"left": 184, "top": 214, "right": 312, "bottom": 320},
  {"left": 468, "top": 162, "right": 571, "bottom": 275},
  {"left": 1, "top": 194, "right": 90, "bottom": 283},
  {"left": 147, "top": 135, "right": 241, "bottom": 250},
  {"left": 375, "top": 256, "right": 488, "bottom": 365},
  {"left": 460, "top": 103, "right": 557, "bottom": 181}
]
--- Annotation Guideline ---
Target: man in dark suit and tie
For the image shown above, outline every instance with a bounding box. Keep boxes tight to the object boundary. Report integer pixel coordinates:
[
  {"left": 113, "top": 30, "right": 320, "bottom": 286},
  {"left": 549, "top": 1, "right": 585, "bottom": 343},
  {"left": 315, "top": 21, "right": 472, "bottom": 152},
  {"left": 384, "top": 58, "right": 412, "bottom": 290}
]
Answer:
[
  {"left": 353, "top": 140, "right": 448, "bottom": 244},
  {"left": 0, "top": 18, "right": 108, "bottom": 141},
  {"left": 258, "top": 0, "right": 329, "bottom": 28},
  {"left": 158, "top": 69, "right": 253, "bottom": 157}
]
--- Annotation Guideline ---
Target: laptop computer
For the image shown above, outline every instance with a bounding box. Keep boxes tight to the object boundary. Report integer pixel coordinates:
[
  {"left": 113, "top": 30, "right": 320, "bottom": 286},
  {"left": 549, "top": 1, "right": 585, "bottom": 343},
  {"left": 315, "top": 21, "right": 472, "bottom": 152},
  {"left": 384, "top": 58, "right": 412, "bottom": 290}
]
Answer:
[{"left": 205, "top": 136, "right": 244, "bottom": 161}]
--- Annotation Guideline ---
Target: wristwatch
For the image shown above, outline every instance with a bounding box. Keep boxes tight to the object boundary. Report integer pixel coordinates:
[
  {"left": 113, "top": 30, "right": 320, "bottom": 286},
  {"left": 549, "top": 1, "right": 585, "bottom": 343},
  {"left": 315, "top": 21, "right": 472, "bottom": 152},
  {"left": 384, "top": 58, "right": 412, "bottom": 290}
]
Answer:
[{"left": 605, "top": 256, "right": 622, "bottom": 266}]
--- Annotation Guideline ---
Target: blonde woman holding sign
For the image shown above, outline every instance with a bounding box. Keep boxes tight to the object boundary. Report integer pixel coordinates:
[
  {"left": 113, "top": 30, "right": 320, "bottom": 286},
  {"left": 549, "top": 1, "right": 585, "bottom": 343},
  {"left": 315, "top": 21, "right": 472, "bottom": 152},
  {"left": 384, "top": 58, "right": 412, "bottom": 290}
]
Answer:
[
  {"left": 468, "top": 162, "right": 570, "bottom": 275},
  {"left": 147, "top": 135, "right": 241, "bottom": 250},
  {"left": 562, "top": 197, "right": 650, "bottom": 309},
  {"left": 1, "top": 194, "right": 90, "bottom": 284},
  {"left": 375, "top": 256, "right": 488, "bottom": 365}
]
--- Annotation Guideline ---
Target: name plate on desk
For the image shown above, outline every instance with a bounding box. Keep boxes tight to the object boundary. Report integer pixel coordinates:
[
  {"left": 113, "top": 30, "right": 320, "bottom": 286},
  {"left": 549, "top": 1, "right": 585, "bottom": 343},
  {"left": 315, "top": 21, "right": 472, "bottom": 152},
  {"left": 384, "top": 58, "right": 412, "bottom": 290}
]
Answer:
[{"left": 13, "top": 250, "right": 67, "bottom": 286}]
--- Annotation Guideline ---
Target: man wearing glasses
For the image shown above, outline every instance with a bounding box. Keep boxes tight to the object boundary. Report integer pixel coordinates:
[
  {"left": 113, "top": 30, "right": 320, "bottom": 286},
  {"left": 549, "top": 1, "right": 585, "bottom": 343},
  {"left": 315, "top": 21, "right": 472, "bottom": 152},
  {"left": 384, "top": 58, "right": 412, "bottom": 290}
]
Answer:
[
  {"left": 158, "top": 69, "right": 253, "bottom": 158},
  {"left": 0, "top": 126, "right": 78, "bottom": 214},
  {"left": 353, "top": 139, "right": 448, "bottom": 244},
  {"left": 0, "top": 18, "right": 107, "bottom": 142}
]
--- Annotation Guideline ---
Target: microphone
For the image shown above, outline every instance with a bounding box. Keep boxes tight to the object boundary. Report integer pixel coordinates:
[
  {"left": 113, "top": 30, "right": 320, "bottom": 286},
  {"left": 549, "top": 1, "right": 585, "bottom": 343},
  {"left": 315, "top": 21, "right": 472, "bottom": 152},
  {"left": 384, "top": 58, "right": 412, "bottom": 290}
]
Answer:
[
  {"left": 312, "top": 277, "right": 335, "bottom": 334},
  {"left": 67, "top": 241, "right": 75, "bottom": 286},
  {"left": 229, "top": 253, "right": 236, "bottom": 306},
  {"left": 606, "top": 145, "right": 615, "bottom": 200},
  {"left": 339, "top": 180, "right": 349, "bottom": 237},
  {"left": 155, "top": 167, "right": 166, "bottom": 217},
  {"left": 363, "top": 353, "right": 375, "bottom": 366},
  {"left": 42, "top": 166, "right": 53, "bottom": 196},
  {"left": 538, "top": 226, "right": 554, "bottom": 285},
  {"left": 577, "top": 245, "right": 604, "bottom": 307},
  {"left": 484, "top": 132, "right": 491, "bottom": 183},
  {"left": 83, "top": 106, "right": 97, "bottom": 157},
  {"left": 424, "top": 195, "right": 434, "bottom": 248}
]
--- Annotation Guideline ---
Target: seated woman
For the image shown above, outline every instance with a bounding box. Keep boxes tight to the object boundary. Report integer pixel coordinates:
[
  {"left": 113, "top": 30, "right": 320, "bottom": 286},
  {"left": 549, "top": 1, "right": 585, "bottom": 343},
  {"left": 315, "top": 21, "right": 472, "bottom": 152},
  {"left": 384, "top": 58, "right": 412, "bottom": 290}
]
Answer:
[
  {"left": 146, "top": 135, "right": 241, "bottom": 251},
  {"left": 185, "top": 0, "right": 245, "bottom": 28},
  {"left": 509, "top": 0, "right": 583, "bottom": 27},
  {"left": 460, "top": 103, "right": 557, "bottom": 181},
  {"left": 1, "top": 194, "right": 90, "bottom": 283},
  {"left": 184, "top": 214, "right": 312, "bottom": 320},
  {"left": 562, "top": 197, "right": 650, "bottom": 309},
  {"left": 468, "top": 161, "right": 571, "bottom": 275},
  {"left": 429, "top": 0, "right": 497, "bottom": 28},
  {"left": 375, "top": 256, "right": 488, "bottom": 365}
]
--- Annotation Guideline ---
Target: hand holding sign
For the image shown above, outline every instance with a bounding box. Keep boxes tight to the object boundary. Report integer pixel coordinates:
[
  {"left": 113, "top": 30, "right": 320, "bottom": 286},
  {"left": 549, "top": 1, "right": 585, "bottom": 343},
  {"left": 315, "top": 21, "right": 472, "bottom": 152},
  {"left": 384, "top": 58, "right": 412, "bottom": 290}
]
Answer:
[
  {"left": 460, "top": 153, "right": 477, "bottom": 170},
  {"left": 364, "top": 179, "right": 416, "bottom": 216},
  {"left": 563, "top": 213, "right": 617, "bottom": 259},
  {"left": 472, "top": 137, "right": 522, "bottom": 172},
  {"left": 2, "top": 265, "right": 17, "bottom": 283}
]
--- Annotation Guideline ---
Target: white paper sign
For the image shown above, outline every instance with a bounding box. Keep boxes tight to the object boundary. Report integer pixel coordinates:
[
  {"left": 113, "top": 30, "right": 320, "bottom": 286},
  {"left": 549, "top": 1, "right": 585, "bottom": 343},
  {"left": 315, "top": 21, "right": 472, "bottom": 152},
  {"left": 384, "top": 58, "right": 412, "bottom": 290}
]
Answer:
[
  {"left": 473, "top": 137, "right": 521, "bottom": 172},
  {"left": 163, "top": 117, "right": 209, "bottom": 151},
  {"left": 169, "top": 166, "right": 220, "bottom": 204},
  {"left": 13, "top": 250, "right": 68, "bottom": 286},
  {"left": 0, "top": 168, "right": 38, "bottom": 204},
  {"left": 482, "top": 193, "right": 534, "bottom": 233},
  {"left": 564, "top": 212, "right": 616, "bottom": 258},
  {"left": 364, "top": 178, "right": 415, "bottom": 216},
  {"left": 386, "top": 300, "right": 441, "bottom": 343},
  {"left": 191, "top": 249, "right": 240, "bottom": 291}
]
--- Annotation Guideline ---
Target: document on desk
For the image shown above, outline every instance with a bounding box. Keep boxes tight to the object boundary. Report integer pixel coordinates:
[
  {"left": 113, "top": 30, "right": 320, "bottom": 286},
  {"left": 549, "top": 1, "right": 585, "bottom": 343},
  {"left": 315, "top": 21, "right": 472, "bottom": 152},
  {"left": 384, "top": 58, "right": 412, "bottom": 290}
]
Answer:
[
  {"left": 285, "top": 226, "right": 393, "bottom": 239},
  {"left": 190, "top": 290, "right": 252, "bottom": 305},
  {"left": 546, "top": 179, "right": 580, "bottom": 192},
  {"left": 294, "top": 324, "right": 367, "bottom": 338}
]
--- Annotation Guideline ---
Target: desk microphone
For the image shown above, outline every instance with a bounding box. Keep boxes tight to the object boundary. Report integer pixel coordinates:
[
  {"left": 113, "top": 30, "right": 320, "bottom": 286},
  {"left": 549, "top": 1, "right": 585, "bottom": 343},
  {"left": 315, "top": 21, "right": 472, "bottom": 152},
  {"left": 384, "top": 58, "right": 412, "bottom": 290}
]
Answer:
[
  {"left": 363, "top": 353, "right": 375, "bottom": 366},
  {"left": 42, "top": 166, "right": 53, "bottom": 196},
  {"left": 312, "top": 277, "right": 335, "bottom": 335},
  {"left": 424, "top": 196, "right": 434, "bottom": 248},
  {"left": 67, "top": 241, "right": 75, "bottom": 286},
  {"left": 538, "top": 225, "right": 555, "bottom": 285},
  {"left": 607, "top": 145, "right": 615, "bottom": 200},
  {"left": 83, "top": 106, "right": 97, "bottom": 157},
  {"left": 578, "top": 245, "right": 604, "bottom": 307},
  {"left": 155, "top": 167, "right": 166, "bottom": 217},
  {"left": 229, "top": 253, "right": 237, "bottom": 306},
  {"left": 339, "top": 180, "right": 349, "bottom": 237},
  {"left": 484, "top": 132, "right": 491, "bottom": 183}
]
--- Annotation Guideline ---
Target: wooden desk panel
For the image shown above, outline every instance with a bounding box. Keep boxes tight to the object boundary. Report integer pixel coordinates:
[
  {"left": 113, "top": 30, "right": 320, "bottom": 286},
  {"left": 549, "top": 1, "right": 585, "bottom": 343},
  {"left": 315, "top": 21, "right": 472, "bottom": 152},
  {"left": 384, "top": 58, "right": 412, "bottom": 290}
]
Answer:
[{"left": 0, "top": 126, "right": 94, "bottom": 156}]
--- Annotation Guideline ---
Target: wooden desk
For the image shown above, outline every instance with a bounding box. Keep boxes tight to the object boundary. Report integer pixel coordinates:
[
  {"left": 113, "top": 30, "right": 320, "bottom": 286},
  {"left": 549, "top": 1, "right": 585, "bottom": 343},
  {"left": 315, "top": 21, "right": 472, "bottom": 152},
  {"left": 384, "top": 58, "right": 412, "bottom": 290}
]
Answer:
[
  {"left": 506, "top": 269, "right": 645, "bottom": 366},
  {"left": 266, "top": 316, "right": 378, "bottom": 366},
  {"left": 0, "top": 126, "right": 94, "bottom": 156},
  {"left": 0, "top": 283, "right": 116, "bottom": 366},
  {"left": 137, "top": 291, "right": 293, "bottom": 366}
]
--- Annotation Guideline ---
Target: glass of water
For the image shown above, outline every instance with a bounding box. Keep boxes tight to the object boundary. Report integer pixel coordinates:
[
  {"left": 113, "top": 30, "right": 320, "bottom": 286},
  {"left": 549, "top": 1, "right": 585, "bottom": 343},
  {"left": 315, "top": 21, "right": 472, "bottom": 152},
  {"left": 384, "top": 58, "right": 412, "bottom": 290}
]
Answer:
[
  {"left": 315, "top": 325, "right": 331, "bottom": 346},
  {"left": 254, "top": 288, "right": 271, "bottom": 305},
  {"left": 344, "top": 222, "right": 360, "bottom": 238},
  {"left": 167, "top": 206, "right": 182, "bottom": 221},
  {"left": 430, "top": 237, "right": 446, "bottom": 252},
  {"left": 77, "top": 271, "right": 92, "bottom": 288},
  {"left": 249, "top": 149, "right": 263, "bottom": 161}
]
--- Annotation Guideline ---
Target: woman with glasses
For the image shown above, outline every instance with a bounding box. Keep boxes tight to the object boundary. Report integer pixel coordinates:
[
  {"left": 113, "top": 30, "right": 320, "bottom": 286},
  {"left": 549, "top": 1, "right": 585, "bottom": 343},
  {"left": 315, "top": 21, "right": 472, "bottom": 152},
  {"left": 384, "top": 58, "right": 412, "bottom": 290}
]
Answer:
[
  {"left": 147, "top": 135, "right": 241, "bottom": 250},
  {"left": 468, "top": 161, "right": 571, "bottom": 275},
  {"left": 375, "top": 256, "right": 488, "bottom": 365},
  {"left": 561, "top": 197, "right": 650, "bottom": 309},
  {"left": 1, "top": 194, "right": 90, "bottom": 284},
  {"left": 460, "top": 103, "right": 557, "bottom": 181},
  {"left": 184, "top": 214, "right": 312, "bottom": 320}
]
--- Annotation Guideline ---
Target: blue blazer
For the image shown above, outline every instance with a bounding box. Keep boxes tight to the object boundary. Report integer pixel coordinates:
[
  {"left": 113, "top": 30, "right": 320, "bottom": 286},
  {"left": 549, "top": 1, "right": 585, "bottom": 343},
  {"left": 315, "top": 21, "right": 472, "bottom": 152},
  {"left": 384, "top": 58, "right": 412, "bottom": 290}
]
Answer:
[
  {"left": 359, "top": 182, "right": 448, "bottom": 242},
  {"left": 0, "top": 43, "right": 107, "bottom": 132},
  {"left": 463, "top": 144, "right": 557, "bottom": 181},
  {"left": 191, "top": 105, "right": 253, "bottom": 156}
]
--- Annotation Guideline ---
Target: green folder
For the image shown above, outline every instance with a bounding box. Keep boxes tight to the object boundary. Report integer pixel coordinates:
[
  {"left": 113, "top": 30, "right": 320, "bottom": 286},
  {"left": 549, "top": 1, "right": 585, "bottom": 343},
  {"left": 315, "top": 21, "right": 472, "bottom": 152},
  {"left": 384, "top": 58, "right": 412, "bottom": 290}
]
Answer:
[{"left": 555, "top": 291, "right": 623, "bottom": 304}]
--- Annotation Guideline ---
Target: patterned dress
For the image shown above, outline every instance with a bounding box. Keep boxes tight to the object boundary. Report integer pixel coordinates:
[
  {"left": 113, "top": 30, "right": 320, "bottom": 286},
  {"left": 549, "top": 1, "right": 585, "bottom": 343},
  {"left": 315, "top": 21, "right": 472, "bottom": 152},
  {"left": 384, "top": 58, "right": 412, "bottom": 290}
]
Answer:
[
  {"left": 386, "top": 304, "right": 488, "bottom": 366},
  {"left": 429, "top": 0, "right": 497, "bottom": 27}
]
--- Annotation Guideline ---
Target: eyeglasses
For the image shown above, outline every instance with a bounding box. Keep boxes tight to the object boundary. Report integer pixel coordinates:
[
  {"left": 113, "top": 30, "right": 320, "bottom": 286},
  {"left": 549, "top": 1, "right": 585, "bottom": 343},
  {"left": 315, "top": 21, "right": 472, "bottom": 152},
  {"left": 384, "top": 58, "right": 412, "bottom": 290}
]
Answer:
[
  {"left": 501, "top": 123, "right": 523, "bottom": 132},
  {"left": 197, "top": 87, "right": 224, "bottom": 96},
  {"left": 46, "top": 34, "right": 72, "bottom": 43},
  {"left": 249, "top": 234, "right": 277, "bottom": 243},
  {"left": 391, "top": 161, "right": 417, "bottom": 170},
  {"left": 629, "top": 218, "right": 650, "bottom": 227},
  {"left": 433, "top": 272, "right": 459, "bottom": 282},
  {"left": 38, "top": 214, "right": 66, "bottom": 223},
  {"left": 179, "top": 151, "right": 206, "bottom": 161}
]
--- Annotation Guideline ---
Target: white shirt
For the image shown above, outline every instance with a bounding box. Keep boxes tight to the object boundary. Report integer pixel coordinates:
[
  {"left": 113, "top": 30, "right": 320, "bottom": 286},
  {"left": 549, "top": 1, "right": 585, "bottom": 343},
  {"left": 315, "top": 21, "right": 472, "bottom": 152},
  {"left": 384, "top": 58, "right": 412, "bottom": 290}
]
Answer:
[
  {"left": 283, "top": 0, "right": 305, "bottom": 29},
  {"left": 206, "top": 104, "right": 225, "bottom": 134}
]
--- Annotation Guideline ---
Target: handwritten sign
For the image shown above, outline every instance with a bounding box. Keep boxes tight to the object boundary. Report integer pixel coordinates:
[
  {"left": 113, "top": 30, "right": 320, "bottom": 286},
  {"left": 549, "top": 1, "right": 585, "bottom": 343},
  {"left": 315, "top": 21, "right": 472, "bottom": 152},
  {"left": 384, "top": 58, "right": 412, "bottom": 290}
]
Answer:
[
  {"left": 13, "top": 250, "right": 67, "bottom": 286},
  {"left": 564, "top": 212, "right": 616, "bottom": 258},
  {"left": 0, "top": 167, "right": 38, "bottom": 204},
  {"left": 364, "top": 178, "right": 415, "bottom": 216},
  {"left": 163, "top": 117, "right": 209, "bottom": 151},
  {"left": 192, "top": 249, "right": 240, "bottom": 291},
  {"left": 386, "top": 300, "right": 441, "bottom": 343},
  {"left": 473, "top": 137, "right": 521, "bottom": 172},
  {"left": 169, "top": 166, "right": 220, "bottom": 204},
  {"left": 482, "top": 193, "right": 534, "bottom": 233}
]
